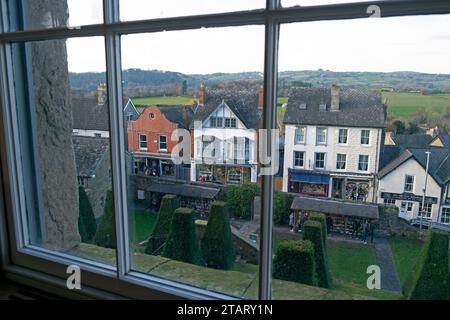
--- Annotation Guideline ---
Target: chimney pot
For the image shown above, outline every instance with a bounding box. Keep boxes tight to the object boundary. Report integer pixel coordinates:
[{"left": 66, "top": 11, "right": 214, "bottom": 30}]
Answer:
[{"left": 198, "top": 84, "right": 206, "bottom": 106}]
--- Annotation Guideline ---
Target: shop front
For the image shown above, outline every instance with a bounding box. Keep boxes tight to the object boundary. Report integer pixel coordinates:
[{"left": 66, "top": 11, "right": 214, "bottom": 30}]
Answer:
[
  {"left": 331, "top": 175, "right": 372, "bottom": 202},
  {"left": 287, "top": 169, "right": 330, "bottom": 197},
  {"left": 197, "top": 164, "right": 252, "bottom": 184}
]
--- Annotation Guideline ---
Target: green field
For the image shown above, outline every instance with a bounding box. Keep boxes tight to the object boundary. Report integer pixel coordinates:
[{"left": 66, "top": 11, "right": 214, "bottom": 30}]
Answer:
[
  {"left": 383, "top": 92, "right": 450, "bottom": 118},
  {"left": 132, "top": 96, "right": 197, "bottom": 109}
]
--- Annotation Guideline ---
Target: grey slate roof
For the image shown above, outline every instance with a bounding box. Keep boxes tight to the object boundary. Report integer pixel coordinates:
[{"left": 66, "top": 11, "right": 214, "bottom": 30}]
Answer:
[
  {"left": 379, "top": 145, "right": 403, "bottom": 171},
  {"left": 72, "top": 97, "right": 109, "bottom": 131},
  {"left": 145, "top": 182, "right": 220, "bottom": 199},
  {"left": 123, "top": 99, "right": 140, "bottom": 121},
  {"left": 159, "top": 105, "right": 194, "bottom": 129},
  {"left": 392, "top": 134, "right": 433, "bottom": 148},
  {"left": 379, "top": 146, "right": 450, "bottom": 186},
  {"left": 284, "top": 87, "right": 386, "bottom": 128},
  {"left": 290, "top": 196, "right": 379, "bottom": 219},
  {"left": 193, "top": 89, "right": 262, "bottom": 129},
  {"left": 73, "top": 136, "right": 109, "bottom": 177}
]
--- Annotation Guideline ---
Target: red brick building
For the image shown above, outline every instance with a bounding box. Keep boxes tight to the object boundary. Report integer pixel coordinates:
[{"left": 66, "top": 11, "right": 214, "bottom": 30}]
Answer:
[{"left": 127, "top": 105, "right": 193, "bottom": 179}]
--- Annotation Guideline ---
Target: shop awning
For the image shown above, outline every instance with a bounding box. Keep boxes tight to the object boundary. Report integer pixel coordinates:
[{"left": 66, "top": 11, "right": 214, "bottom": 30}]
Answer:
[
  {"left": 291, "top": 196, "right": 379, "bottom": 219},
  {"left": 290, "top": 171, "right": 330, "bottom": 184}
]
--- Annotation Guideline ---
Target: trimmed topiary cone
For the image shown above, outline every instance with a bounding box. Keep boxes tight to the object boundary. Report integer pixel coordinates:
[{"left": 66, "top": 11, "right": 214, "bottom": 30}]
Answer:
[
  {"left": 201, "top": 201, "right": 235, "bottom": 270},
  {"left": 162, "top": 207, "right": 202, "bottom": 265},
  {"left": 145, "top": 194, "right": 178, "bottom": 255}
]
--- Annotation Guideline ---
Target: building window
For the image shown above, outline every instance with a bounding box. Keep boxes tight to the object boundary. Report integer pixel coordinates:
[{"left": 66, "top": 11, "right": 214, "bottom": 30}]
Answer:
[
  {"left": 315, "top": 152, "right": 326, "bottom": 169},
  {"left": 361, "top": 130, "right": 370, "bottom": 145},
  {"left": 336, "top": 154, "right": 346, "bottom": 170},
  {"left": 401, "top": 201, "right": 414, "bottom": 213},
  {"left": 126, "top": 113, "right": 133, "bottom": 121},
  {"left": 225, "top": 117, "right": 237, "bottom": 128},
  {"left": 210, "top": 116, "right": 222, "bottom": 127},
  {"left": 384, "top": 198, "right": 396, "bottom": 205},
  {"left": 94, "top": 133, "right": 102, "bottom": 138},
  {"left": 316, "top": 127, "right": 327, "bottom": 145},
  {"left": 295, "top": 126, "right": 306, "bottom": 144},
  {"left": 294, "top": 151, "right": 304, "bottom": 167},
  {"left": 139, "top": 134, "right": 147, "bottom": 149},
  {"left": 358, "top": 155, "right": 369, "bottom": 171},
  {"left": 338, "top": 129, "right": 347, "bottom": 144},
  {"left": 158, "top": 135, "right": 167, "bottom": 151},
  {"left": 404, "top": 175, "right": 415, "bottom": 193},
  {"left": 418, "top": 203, "right": 432, "bottom": 219},
  {"left": 149, "top": 112, "right": 155, "bottom": 120},
  {"left": 441, "top": 207, "right": 450, "bottom": 224}
]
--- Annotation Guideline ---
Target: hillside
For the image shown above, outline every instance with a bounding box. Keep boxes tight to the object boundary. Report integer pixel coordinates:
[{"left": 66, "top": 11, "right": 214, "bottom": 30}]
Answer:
[{"left": 70, "top": 68, "right": 450, "bottom": 94}]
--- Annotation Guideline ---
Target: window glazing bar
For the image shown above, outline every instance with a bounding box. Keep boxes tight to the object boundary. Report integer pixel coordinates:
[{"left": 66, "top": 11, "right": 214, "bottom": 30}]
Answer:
[
  {"left": 259, "top": 0, "right": 280, "bottom": 300},
  {"left": 2, "top": 0, "right": 450, "bottom": 42},
  {"left": 104, "top": 0, "right": 130, "bottom": 278}
]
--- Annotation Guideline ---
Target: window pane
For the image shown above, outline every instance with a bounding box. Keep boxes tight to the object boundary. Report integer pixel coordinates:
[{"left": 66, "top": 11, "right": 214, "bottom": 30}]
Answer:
[
  {"left": 121, "top": 26, "right": 263, "bottom": 298},
  {"left": 9, "top": 0, "right": 103, "bottom": 31},
  {"left": 277, "top": 14, "right": 450, "bottom": 300},
  {"left": 11, "top": 36, "right": 115, "bottom": 266},
  {"left": 120, "top": 0, "right": 264, "bottom": 21}
]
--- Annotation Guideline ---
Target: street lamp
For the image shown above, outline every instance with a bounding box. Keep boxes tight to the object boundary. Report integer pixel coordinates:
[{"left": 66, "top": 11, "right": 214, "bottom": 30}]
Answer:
[{"left": 420, "top": 150, "right": 431, "bottom": 232}]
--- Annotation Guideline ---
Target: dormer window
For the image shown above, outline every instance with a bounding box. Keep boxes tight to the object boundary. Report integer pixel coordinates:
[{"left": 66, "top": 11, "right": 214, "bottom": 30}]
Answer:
[
  {"left": 319, "top": 103, "right": 327, "bottom": 111},
  {"left": 299, "top": 103, "right": 306, "bottom": 109}
]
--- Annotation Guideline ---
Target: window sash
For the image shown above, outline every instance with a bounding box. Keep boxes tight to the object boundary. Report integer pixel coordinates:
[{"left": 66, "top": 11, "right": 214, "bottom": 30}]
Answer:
[
  {"left": 361, "top": 130, "right": 370, "bottom": 144},
  {"left": 1, "top": 0, "right": 450, "bottom": 302},
  {"left": 338, "top": 128, "right": 347, "bottom": 144},
  {"left": 404, "top": 175, "right": 414, "bottom": 192},
  {"left": 336, "top": 154, "right": 346, "bottom": 170},
  {"left": 158, "top": 135, "right": 167, "bottom": 150},
  {"left": 316, "top": 127, "right": 327, "bottom": 144},
  {"left": 139, "top": 134, "right": 147, "bottom": 149},
  {"left": 294, "top": 151, "right": 304, "bottom": 167},
  {"left": 358, "top": 155, "right": 369, "bottom": 171},
  {"left": 315, "top": 152, "right": 325, "bottom": 169},
  {"left": 295, "top": 126, "right": 305, "bottom": 144}
]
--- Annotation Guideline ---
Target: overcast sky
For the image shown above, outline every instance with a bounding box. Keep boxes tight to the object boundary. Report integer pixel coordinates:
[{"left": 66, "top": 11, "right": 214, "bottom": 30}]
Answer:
[{"left": 66, "top": 0, "right": 450, "bottom": 75}]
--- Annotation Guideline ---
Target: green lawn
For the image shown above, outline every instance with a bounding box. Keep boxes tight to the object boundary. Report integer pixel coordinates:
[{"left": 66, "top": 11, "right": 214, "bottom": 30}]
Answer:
[
  {"left": 132, "top": 96, "right": 197, "bottom": 110},
  {"left": 383, "top": 91, "right": 450, "bottom": 118},
  {"left": 132, "top": 209, "right": 157, "bottom": 244},
  {"left": 328, "top": 240, "right": 377, "bottom": 286}
]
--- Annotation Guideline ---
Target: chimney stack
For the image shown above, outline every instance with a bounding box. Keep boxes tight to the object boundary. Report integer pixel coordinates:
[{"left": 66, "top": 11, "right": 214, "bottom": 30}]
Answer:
[
  {"left": 97, "top": 82, "right": 106, "bottom": 106},
  {"left": 198, "top": 84, "right": 206, "bottom": 105},
  {"left": 258, "top": 85, "right": 264, "bottom": 109},
  {"left": 330, "top": 84, "right": 340, "bottom": 111}
]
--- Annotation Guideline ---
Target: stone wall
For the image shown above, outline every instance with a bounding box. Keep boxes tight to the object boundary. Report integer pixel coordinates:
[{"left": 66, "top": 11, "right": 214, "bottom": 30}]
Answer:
[
  {"left": 375, "top": 205, "right": 421, "bottom": 239},
  {"left": 30, "top": 0, "right": 80, "bottom": 250},
  {"left": 195, "top": 220, "right": 259, "bottom": 264},
  {"left": 86, "top": 149, "right": 112, "bottom": 220}
]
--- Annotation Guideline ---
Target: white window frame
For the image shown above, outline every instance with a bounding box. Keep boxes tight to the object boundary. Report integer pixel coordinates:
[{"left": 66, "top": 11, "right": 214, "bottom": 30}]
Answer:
[
  {"left": 418, "top": 202, "right": 433, "bottom": 219},
  {"left": 441, "top": 207, "right": 450, "bottom": 224},
  {"left": 158, "top": 134, "right": 167, "bottom": 151},
  {"left": 294, "top": 126, "right": 306, "bottom": 144},
  {"left": 361, "top": 129, "right": 370, "bottom": 145},
  {"left": 358, "top": 155, "right": 369, "bottom": 171},
  {"left": 316, "top": 127, "right": 327, "bottom": 145},
  {"left": 0, "top": 0, "right": 448, "bottom": 302},
  {"left": 293, "top": 151, "right": 304, "bottom": 168},
  {"left": 139, "top": 133, "right": 147, "bottom": 150},
  {"left": 314, "top": 152, "right": 326, "bottom": 169},
  {"left": 404, "top": 175, "right": 415, "bottom": 193},
  {"left": 336, "top": 153, "right": 346, "bottom": 170},
  {"left": 338, "top": 128, "right": 347, "bottom": 144}
]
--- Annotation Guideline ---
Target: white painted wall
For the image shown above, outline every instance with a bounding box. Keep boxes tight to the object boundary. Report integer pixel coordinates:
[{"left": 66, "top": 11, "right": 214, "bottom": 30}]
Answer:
[
  {"left": 282, "top": 124, "right": 382, "bottom": 192},
  {"left": 377, "top": 158, "right": 443, "bottom": 222},
  {"left": 72, "top": 129, "right": 109, "bottom": 138}
]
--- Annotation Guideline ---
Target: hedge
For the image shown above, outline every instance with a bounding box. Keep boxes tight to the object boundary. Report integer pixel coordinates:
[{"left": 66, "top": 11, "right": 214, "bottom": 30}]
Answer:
[
  {"left": 93, "top": 190, "right": 116, "bottom": 249},
  {"left": 403, "top": 229, "right": 449, "bottom": 300},
  {"left": 303, "top": 220, "right": 332, "bottom": 288},
  {"left": 273, "top": 240, "right": 316, "bottom": 286},
  {"left": 162, "top": 207, "right": 202, "bottom": 265},
  {"left": 273, "top": 192, "right": 294, "bottom": 225},
  {"left": 309, "top": 212, "right": 328, "bottom": 247},
  {"left": 145, "top": 194, "right": 179, "bottom": 255},
  {"left": 78, "top": 186, "right": 97, "bottom": 243},
  {"left": 225, "top": 183, "right": 260, "bottom": 219},
  {"left": 201, "top": 201, "right": 235, "bottom": 270}
]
